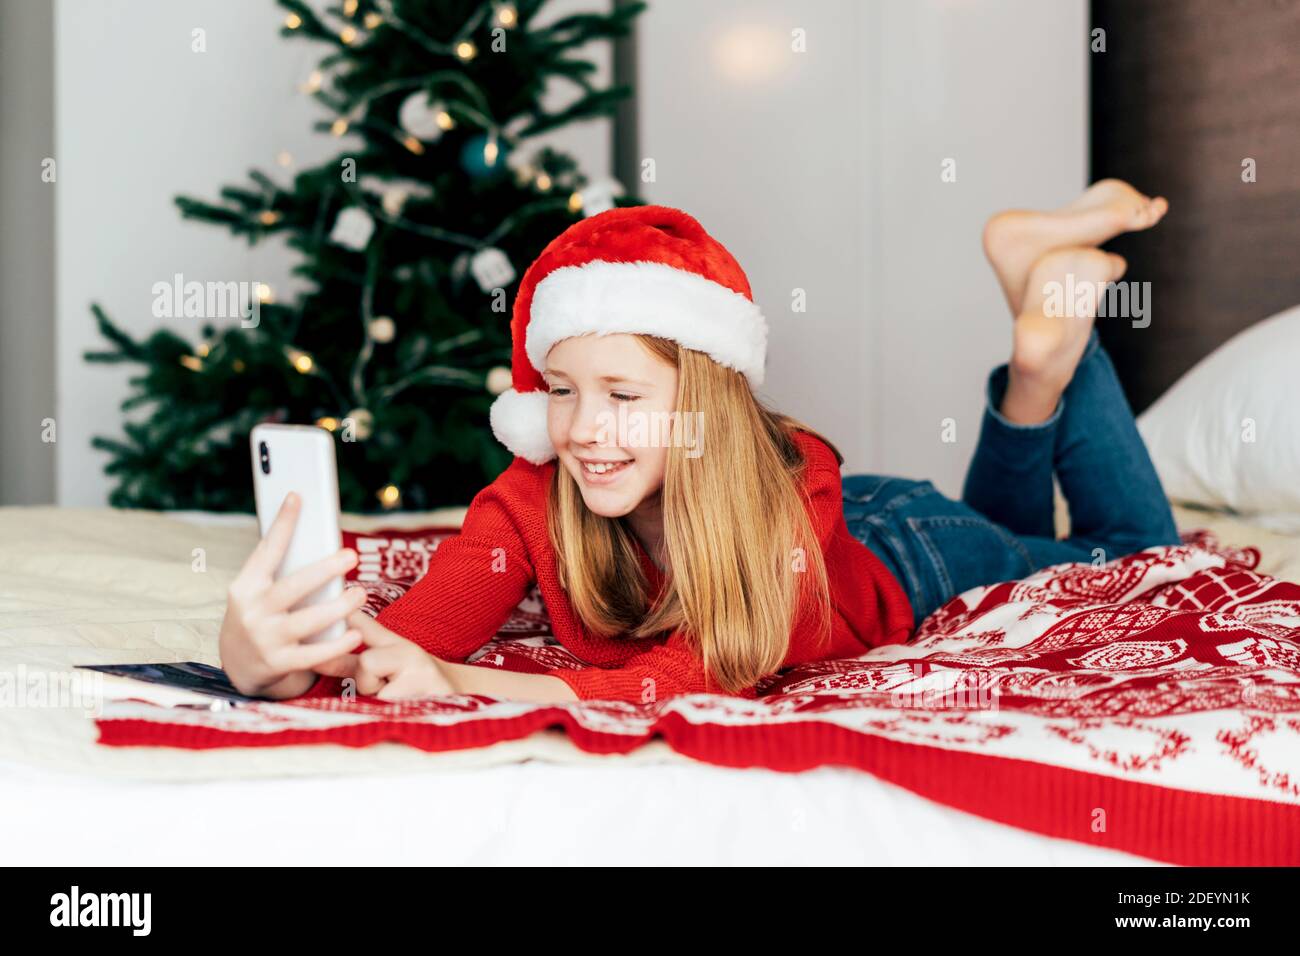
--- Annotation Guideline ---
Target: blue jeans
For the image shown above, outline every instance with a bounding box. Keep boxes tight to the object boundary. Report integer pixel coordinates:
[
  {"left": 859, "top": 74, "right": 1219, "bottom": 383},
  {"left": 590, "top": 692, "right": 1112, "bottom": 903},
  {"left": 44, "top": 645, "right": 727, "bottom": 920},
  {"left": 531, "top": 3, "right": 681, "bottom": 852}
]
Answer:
[{"left": 843, "top": 330, "right": 1180, "bottom": 629}]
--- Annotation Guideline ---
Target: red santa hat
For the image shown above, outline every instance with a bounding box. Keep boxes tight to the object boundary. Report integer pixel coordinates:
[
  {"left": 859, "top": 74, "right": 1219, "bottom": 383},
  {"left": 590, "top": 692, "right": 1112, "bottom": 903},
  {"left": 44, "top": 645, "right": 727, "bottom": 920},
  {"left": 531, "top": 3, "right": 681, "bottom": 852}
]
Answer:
[{"left": 489, "top": 204, "right": 768, "bottom": 465}]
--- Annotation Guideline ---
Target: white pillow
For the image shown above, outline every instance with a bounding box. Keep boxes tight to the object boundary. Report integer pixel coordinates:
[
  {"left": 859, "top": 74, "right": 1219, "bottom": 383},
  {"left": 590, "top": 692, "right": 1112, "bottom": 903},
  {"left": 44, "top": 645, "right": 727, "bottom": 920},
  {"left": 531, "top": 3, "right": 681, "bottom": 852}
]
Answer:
[{"left": 1137, "top": 305, "right": 1300, "bottom": 533}]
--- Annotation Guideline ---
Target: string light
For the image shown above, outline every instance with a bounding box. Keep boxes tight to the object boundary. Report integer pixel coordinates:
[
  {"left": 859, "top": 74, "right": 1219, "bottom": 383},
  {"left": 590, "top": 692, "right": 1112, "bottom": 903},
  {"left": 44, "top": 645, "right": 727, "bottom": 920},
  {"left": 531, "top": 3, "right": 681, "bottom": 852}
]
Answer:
[
  {"left": 535, "top": 172, "right": 552, "bottom": 191},
  {"left": 343, "top": 0, "right": 358, "bottom": 15},
  {"left": 495, "top": 3, "right": 518, "bottom": 27},
  {"left": 401, "top": 135, "right": 425, "bottom": 155},
  {"left": 284, "top": 13, "right": 302, "bottom": 30},
  {"left": 377, "top": 484, "right": 402, "bottom": 509},
  {"left": 300, "top": 70, "right": 323, "bottom": 94},
  {"left": 287, "top": 348, "right": 314, "bottom": 374},
  {"left": 256, "top": 283, "right": 275, "bottom": 304},
  {"left": 363, "top": 12, "right": 383, "bottom": 29},
  {"left": 455, "top": 40, "right": 477, "bottom": 61},
  {"left": 483, "top": 135, "right": 499, "bottom": 166},
  {"left": 436, "top": 109, "right": 455, "bottom": 130},
  {"left": 316, "top": 416, "right": 340, "bottom": 432},
  {"left": 258, "top": 210, "right": 281, "bottom": 226},
  {"left": 275, "top": 150, "right": 294, "bottom": 167},
  {"left": 331, "top": 117, "right": 350, "bottom": 136},
  {"left": 195, "top": 342, "right": 211, "bottom": 358},
  {"left": 179, "top": 355, "right": 203, "bottom": 372},
  {"left": 340, "top": 25, "right": 358, "bottom": 45},
  {"left": 568, "top": 191, "right": 583, "bottom": 213}
]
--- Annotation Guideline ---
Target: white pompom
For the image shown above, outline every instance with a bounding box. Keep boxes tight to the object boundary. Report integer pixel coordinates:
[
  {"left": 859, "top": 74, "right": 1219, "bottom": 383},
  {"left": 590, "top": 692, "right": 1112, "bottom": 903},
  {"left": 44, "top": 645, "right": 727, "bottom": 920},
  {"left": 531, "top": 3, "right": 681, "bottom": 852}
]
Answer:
[{"left": 488, "top": 388, "right": 554, "bottom": 464}]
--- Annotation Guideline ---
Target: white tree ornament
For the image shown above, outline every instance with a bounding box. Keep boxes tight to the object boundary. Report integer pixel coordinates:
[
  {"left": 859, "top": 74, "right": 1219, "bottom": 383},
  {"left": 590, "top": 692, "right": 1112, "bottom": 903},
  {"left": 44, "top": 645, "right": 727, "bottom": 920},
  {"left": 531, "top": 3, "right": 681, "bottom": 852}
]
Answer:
[
  {"left": 579, "top": 177, "right": 624, "bottom": 217},
  {"left": 470, "top": 247, "right": 515, "bottom": 292},
  {"left": 330, "top": 206, "right": 375, "bottom": 250},
  {"left": 398, "top": 91, "right": 444, "bottom": 142}
]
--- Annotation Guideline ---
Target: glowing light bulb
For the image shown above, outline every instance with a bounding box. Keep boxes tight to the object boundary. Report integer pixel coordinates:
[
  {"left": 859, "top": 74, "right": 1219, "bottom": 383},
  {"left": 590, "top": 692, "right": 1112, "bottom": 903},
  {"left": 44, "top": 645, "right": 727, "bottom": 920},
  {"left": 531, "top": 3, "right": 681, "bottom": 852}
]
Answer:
[
  {"left": 402, "top": 135, "right": 425, "bottom": 155},
  {"left": 340, "top": 26, "right": 358, "bottom": 45},
  {"left": 535, "top": 172, "right": 552, "bottom": 191},
  {"left": 289, "top": 350, "right": 314, "bottom": 374},
  {"left": 256, "top": 283, "right": 274, "bottom": 304},
  {"left": 258, "top": 210, "right": 281, "bottom": 226},
  {"left": 331, "top": 118, "right": 349, "bottom": 136},
  {"left": 316, "top": 416, "right": 340, "bottom": 432},
  {"left": 435, "top": 110, "right": 454, "bottom": 130},
  {"left": 284, "top": 13, "right": 302, "bottom": 29},
  {"left": 363, "top": 13, "right": 382, "bottom": 29},
  {"left": 496, "top": 3, "right": 518, "bottom": 27},
  {"left": 455, "top": 40, "right": 477, "bottom": 61},
  {"left": 179, "top": 355, "right": 203, "bottom": 371},
  {"left": 377, "top": 484, "right": 402, "bottom": 509}
]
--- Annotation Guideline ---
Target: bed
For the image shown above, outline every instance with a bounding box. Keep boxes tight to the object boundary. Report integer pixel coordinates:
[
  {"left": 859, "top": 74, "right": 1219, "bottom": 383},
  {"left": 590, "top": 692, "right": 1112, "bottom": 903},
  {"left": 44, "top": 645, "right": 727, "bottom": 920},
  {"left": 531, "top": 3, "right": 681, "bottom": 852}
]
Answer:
[{"left": 2, "top": 497, "right": 1298, "bottom": 867}]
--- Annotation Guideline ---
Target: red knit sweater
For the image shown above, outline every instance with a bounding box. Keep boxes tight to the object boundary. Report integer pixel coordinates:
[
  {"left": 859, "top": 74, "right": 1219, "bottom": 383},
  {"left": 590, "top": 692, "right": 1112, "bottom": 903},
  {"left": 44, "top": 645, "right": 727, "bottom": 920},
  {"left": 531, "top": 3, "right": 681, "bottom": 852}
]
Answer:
[{"left": 304, "top": 430, "right": 913, "bottom": 704}]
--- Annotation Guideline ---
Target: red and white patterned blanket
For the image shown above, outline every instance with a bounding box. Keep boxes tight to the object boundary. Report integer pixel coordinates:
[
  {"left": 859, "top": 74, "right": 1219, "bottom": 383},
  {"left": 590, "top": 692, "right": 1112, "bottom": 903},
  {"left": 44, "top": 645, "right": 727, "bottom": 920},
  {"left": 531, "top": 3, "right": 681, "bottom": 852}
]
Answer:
[{"left": 95, "top": 527, "right": 1300, "bottom": 866}]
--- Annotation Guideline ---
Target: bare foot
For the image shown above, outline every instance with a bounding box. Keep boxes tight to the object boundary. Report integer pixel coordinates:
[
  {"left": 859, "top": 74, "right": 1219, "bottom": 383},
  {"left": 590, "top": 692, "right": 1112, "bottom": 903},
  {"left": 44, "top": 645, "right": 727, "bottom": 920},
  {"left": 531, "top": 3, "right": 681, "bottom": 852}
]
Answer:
[
  {"left": 1000, "top": 247, "right": 1128, "bottom": 425},
  {"left": 983, "top": 179, "right": 1167, "bottom": 316}
]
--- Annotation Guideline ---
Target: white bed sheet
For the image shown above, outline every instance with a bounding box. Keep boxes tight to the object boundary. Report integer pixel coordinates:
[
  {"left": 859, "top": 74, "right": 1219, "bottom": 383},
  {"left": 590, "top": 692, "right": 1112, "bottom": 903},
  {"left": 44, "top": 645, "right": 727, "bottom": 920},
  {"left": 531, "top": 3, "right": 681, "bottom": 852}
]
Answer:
[{"left": 0, "top": 754, "right": 1154, "bottom": 866}]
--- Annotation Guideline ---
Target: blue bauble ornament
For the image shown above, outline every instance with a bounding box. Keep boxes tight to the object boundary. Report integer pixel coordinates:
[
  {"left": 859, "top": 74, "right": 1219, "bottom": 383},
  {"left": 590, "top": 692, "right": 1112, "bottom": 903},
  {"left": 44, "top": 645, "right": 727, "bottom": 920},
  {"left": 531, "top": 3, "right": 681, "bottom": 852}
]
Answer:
[{"left": 460, "top": 133, "right": 511, "bottom": 179}]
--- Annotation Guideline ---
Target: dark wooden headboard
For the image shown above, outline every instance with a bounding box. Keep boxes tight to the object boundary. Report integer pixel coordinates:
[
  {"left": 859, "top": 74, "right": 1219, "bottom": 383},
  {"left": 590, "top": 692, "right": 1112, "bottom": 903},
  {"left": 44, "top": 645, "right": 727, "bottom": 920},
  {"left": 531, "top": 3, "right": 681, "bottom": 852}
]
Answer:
[{"left": 1090, "top": 0, "right": 1300, "bottom": 412}]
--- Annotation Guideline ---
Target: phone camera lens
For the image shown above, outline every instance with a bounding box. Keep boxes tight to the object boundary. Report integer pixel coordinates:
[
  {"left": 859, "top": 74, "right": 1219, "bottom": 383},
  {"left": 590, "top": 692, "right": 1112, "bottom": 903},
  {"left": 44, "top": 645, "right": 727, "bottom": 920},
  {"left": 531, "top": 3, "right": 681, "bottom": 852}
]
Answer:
[{"left": 259, "top": 441, "right": 271, "bottom": 475}]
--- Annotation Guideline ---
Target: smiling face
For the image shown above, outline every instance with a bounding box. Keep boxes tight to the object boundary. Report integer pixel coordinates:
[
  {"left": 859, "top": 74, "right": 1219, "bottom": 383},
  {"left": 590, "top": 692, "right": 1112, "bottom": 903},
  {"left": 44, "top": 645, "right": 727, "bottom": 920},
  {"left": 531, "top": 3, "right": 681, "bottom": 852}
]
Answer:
[{"left": 544, "top": 333, "right": 679, "bottom": 521}]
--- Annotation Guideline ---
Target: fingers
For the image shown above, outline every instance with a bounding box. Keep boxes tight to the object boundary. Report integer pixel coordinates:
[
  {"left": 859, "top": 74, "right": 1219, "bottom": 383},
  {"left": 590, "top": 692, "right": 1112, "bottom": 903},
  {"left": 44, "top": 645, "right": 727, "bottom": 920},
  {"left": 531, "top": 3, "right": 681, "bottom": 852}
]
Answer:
[
  {"left": 312, "top": 650, "right": 361, "bottom": 679},
  {"left": 374, "top": 660, "right": 455, "bottom": 701},
  {"left": 246, "top": 492, "right": 302, "bottom": 578},
  {"left": 376, "top": 674, "right": 445, "bottom": 701},
  {"left": 346, "top": 610, "right": 403, "bottom": 647},
  {"left": 280, "top": 584, "right": 368, "bottom": 639},
  {"left": 259, "top": 548, "right": 358, "bottom": 614},
  {"left": 276, "top": 629, "right": 365, "bottom": 673}
]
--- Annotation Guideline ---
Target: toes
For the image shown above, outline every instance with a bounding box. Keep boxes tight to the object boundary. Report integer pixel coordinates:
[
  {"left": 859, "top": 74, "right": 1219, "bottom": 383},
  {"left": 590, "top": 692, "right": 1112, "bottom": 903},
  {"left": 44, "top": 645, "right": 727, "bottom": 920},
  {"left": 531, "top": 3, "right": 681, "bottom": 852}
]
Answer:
[
  {"left": 1132, "top": 195, "right": 1168, "bottom": 229},
  {"left": 1108, "top": 253, "right": 1128, "bottom": 280}
]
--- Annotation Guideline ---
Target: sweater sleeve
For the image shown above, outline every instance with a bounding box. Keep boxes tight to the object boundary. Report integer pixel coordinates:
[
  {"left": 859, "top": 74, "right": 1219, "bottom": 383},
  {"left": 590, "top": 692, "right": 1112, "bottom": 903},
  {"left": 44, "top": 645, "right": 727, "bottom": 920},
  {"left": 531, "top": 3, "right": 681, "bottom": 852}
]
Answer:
[
  {"left": 371, "top": 474, "right": 537, "bottom": 663},
  {"left": 543, "top": 630, "right": 750, "bottom": 704},
  {"left": 796, "top": 431, "right": 847, "bottom": 552},
  {"left": 295, "top": 477, "right": 538, "bottom": 702}
]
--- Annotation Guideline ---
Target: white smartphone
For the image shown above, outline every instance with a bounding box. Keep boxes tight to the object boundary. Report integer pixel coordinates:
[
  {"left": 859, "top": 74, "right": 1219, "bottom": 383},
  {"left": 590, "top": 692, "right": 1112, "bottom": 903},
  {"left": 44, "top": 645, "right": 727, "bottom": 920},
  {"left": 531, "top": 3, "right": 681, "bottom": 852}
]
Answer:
[{"left": 250, "top": 423, "right": 347, "bottom": 644}]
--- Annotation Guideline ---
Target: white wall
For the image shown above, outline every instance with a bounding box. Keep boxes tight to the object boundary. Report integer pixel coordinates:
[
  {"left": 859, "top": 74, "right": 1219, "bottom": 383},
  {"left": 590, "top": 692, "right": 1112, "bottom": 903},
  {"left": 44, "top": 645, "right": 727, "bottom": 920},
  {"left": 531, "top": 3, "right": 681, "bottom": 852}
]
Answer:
[
  {"left": 0, "top": 0, "right": 56, "bottom": 505},
  {"left": 54, "top": 0, "right": 611, "bottom": 506},
  {"left": 636, "top": 0, "right": 1087, "bottom": 494},
  {"left": 52, "top": 0, "right": 1085, "bottom": 506}
]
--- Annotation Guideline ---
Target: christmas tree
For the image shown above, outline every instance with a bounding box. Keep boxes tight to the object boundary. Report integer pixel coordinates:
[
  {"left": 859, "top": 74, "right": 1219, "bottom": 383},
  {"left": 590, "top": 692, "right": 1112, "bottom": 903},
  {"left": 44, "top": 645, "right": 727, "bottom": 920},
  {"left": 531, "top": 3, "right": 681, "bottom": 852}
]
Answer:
[{"left": 85, "top": 0, "right": 644, "bottom": 513}]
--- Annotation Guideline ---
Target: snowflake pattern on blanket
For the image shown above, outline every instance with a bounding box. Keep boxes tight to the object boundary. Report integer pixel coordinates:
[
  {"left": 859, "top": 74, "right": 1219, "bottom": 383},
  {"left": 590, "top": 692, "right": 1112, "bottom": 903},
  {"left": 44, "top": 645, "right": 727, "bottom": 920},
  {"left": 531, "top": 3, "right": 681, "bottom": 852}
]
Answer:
[{"left": 95, "top": 529, "right": 1300, "bottom": 866}]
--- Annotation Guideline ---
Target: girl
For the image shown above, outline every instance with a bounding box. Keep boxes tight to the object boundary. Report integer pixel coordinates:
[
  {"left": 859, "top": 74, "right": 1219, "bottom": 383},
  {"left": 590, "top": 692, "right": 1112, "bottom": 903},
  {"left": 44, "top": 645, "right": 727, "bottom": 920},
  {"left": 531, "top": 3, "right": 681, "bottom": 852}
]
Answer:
[{"left": 219, "top": 184, "right": 1177, "bottom": 705}]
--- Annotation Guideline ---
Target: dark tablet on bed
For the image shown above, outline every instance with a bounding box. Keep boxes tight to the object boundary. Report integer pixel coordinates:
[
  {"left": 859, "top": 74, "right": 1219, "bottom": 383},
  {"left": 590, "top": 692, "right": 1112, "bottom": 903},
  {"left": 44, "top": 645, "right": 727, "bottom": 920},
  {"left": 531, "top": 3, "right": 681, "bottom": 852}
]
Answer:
[{"left": 75, "top": 661, "right": 260, "bottom": 705}]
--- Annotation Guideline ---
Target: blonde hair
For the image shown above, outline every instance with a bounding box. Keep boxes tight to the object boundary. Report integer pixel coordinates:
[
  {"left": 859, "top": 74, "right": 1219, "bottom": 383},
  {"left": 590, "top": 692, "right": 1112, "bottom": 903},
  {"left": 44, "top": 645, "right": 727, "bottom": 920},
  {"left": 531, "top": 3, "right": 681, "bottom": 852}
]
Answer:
[{"left": 545, "top": 334, "right": 840, "bottom": 694}]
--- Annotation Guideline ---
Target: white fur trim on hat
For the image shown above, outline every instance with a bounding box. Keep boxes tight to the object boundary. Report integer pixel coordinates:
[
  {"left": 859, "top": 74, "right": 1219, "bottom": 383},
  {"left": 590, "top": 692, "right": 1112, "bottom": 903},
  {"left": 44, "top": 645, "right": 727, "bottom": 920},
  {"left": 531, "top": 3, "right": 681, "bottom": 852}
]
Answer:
[
  {"left": 489, "top": 387, "right": 556, "bottom": 464},
  {"left": 526, "top": 260, "right": 768, "bottom": 387}
]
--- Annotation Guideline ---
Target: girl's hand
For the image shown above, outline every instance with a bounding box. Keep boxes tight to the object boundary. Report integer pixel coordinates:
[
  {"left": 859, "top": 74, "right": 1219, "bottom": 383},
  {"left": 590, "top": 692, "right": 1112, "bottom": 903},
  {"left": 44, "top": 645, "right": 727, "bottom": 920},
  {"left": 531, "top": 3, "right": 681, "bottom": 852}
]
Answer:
[
  {"left": 218, "top": 492, "right": 370, "bottom": 699},
  {"left": 313, "top": 611, "right": 457, "bottom": 701}
]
